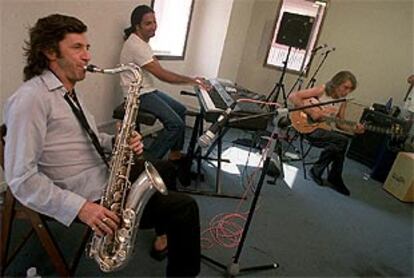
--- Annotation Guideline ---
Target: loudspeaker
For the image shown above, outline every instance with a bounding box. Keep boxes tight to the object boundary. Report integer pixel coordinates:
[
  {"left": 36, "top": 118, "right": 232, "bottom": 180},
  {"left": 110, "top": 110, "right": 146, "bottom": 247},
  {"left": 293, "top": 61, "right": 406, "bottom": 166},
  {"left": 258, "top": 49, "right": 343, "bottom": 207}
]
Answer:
[{"left": 276, "top": 12, "right": 314, "bottom": 50}]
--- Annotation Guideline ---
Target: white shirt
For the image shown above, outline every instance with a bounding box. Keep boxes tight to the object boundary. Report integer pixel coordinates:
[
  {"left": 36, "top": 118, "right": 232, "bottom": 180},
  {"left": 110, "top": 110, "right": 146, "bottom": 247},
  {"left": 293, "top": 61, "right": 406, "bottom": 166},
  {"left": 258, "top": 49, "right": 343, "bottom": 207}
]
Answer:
[
  {"left": 3, "top": 70, "right": 113, "bottom": 226},
  {"left": 319, "top": 91, "right": 341, "bottom": 117},
  {"left": 404, "top": 86, "right": 414, "bottom": 112},
  {"left": 120, "top": 33, "right": 156, "bottom": 96}
]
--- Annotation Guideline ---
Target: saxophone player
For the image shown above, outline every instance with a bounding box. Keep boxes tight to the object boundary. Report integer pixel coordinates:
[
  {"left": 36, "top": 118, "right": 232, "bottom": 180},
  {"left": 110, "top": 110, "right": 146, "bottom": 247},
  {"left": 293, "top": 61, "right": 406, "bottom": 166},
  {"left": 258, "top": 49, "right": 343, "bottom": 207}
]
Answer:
[{"left": 3, "top": 14, "right": 200, "bottom": 277}]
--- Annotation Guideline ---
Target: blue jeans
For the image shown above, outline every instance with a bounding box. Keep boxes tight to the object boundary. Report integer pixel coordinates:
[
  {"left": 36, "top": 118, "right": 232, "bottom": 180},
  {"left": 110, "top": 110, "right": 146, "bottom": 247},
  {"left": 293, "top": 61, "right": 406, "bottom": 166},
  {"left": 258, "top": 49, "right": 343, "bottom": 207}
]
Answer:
[{"left": 140, "top": 90, "right": 186, "bottom": 159}]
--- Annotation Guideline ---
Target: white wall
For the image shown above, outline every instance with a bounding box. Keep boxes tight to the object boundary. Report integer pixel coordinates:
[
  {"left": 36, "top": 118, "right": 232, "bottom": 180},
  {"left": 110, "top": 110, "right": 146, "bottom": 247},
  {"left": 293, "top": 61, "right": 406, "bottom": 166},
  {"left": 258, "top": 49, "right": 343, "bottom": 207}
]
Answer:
[
  {"left": 0, "top": 0, "right": 232, "bottom": 125},
  {"left": 152, "top": 0, "right": 234, "bottom": 111},
  {"left": 1, "top": 0, "right": 413, "bottom": 127},
  {"left": 233, "top": 0, "right": 414, "bottom": 110},
  {"left": 218, "top": 0, "right": 255, "bottom": 82},
  {"left": 0, "top": 0, "right": 152, "bottom": 125}
]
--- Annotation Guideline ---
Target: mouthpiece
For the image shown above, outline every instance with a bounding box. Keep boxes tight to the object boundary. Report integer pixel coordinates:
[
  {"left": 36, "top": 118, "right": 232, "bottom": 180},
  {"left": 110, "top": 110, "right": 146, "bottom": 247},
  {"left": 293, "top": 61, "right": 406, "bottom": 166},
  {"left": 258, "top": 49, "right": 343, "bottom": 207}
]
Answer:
[{"left": 84, "top": 64, "right": 102, "bottom": 73}]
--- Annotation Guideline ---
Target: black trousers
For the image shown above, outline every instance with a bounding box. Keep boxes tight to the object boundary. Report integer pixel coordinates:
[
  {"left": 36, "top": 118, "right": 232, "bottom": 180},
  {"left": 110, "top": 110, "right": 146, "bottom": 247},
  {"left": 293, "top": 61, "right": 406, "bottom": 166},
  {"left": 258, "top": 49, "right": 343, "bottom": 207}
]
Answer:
[
  {"left": 305, "top": 128, "right": 349, "bottom": 181},
  {"left": 129, "top": 160, "right": 201, "bottom": 277}
]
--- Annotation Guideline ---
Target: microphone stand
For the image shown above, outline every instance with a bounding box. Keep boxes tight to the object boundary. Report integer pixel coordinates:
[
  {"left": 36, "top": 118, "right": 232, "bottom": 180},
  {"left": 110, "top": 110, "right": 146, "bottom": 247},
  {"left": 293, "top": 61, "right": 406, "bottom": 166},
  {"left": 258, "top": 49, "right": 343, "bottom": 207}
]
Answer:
[
  {"left": 266, "top": 46, "right": 293, "bottom": 109},
  {"left": 201, "top": 98, "right": 349, "bottom": 276},
  {"left": 201, "top": 110, "right": 287, "bottom": 276},
  {"left": 283, "top": 48, "right": 322, "bottom": 170},
  {"left": 306, "top": 49, "right": 333, "bottom": 89},
  {"left": 288, "top": 49, "right": 318, "bottom": 96}
]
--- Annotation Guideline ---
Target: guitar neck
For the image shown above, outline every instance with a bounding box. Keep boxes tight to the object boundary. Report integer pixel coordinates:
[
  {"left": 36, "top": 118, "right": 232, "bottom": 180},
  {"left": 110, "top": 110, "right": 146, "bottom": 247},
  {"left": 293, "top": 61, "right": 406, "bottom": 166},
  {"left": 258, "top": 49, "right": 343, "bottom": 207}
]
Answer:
[
  {"left": 324, "top": 116, "right": 398, "bottom": 135},
  {"left": 324, "top": 116, "right": 357, "bottom": 130}
]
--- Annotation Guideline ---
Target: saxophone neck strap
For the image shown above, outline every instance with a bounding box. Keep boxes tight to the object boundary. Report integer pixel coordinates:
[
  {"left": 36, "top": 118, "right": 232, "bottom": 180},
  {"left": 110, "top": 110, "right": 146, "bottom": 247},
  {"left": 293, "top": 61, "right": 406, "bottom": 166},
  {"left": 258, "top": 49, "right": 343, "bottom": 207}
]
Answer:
[{"left": 64, "top": 90, "right": 110, "bottom": 168}]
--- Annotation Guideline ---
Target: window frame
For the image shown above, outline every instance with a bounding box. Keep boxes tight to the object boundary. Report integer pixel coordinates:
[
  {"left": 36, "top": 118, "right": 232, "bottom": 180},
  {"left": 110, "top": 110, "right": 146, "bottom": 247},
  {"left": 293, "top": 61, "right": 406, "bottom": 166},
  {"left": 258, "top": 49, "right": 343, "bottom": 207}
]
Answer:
[
  {"left": 150, "top": 0, "right": 195, "bottom": 61},
  {"left": 264, "top": 0, "right": 328, "bottom": 76}
]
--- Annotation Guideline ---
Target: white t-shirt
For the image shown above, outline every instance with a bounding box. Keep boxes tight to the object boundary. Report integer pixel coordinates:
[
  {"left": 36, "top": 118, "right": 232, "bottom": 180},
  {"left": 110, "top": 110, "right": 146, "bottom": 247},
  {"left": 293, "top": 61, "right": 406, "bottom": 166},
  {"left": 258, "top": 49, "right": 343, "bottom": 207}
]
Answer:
[
  {"left": 318, "top": 90, "right": 341, "bottom": 117},
  {"left": 120, "top": 33, "right": 156, "bottom": 96},
  {"left": 404, "top": 86, "right": 414, "bottom": 112}
]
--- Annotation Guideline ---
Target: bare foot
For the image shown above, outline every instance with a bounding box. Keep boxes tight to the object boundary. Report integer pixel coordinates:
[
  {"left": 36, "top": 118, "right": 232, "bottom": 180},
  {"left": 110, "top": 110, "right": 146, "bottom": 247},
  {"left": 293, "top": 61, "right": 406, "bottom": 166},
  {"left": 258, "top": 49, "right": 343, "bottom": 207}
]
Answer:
[{"left": 154, "top": 234, "right": 167, "bottom": 251}]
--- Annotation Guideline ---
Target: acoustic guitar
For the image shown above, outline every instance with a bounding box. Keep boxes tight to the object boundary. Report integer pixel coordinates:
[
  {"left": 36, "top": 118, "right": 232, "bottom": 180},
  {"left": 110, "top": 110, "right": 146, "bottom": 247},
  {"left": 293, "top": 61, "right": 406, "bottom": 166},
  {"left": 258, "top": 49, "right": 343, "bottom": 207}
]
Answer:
[{"left": 290, "top": 110, "right": 404, "bottom": 139}]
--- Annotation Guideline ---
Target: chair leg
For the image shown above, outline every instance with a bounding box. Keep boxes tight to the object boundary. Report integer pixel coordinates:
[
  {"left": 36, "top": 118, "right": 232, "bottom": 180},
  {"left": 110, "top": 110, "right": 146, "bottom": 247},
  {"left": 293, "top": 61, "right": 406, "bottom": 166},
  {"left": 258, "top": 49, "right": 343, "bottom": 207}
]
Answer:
[
  {"left": 0, "top": 189, "right": 15, "bottom": 276},
  {"left": 24, "top": 208, "right": 71, "bottom": 277},
  {"left": 282, "top": 127, "right": 300, "bottom": 158},
  {"left": 68, "top": 225, "right": 91, "bottom": 275},
  {"left": 299, "top": 136, "right": 308, "bottom": 179},
  {"left": 186, "top": 113, "right": 202, "bottom": 159}
]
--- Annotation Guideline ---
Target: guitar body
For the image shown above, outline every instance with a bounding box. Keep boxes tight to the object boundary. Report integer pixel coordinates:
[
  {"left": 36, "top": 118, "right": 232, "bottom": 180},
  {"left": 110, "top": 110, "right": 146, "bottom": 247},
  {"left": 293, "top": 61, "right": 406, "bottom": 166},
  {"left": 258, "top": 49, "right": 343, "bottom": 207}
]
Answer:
[
  {"left": 290, "top": 111, "right": 333, "bottom": 134},
  {"left": 290, "top": 108, "right": 405, "bottom": 139}
]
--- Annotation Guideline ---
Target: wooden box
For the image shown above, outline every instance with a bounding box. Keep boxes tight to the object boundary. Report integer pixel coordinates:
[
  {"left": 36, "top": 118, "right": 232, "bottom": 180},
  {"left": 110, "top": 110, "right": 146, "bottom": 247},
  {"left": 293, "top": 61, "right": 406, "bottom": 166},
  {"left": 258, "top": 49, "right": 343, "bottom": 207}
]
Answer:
[{"left": 383, "top": 152, "right": 414, "bottom": 202}]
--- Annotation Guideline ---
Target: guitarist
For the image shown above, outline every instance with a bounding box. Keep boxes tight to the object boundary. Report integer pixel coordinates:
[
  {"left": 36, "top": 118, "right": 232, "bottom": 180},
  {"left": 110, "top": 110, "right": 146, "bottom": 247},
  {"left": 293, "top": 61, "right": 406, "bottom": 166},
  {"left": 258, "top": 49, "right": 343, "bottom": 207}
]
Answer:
[{"left": 288, "top": 71, "right": 365, "bottom": 196}]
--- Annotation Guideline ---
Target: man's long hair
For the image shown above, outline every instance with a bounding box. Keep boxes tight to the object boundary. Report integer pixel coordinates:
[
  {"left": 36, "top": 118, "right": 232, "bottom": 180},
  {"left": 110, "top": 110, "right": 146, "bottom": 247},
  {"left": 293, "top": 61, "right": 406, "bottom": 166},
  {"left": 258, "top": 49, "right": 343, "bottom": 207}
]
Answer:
[
  {"left": 326, "top": 71, "right": 357, "bottom": 96},
  {"left": 123, "top": 5, "right": 154, "bottom": 40},
  {"left": 23, "top": 14, "right": 87, "bottom": 81}
]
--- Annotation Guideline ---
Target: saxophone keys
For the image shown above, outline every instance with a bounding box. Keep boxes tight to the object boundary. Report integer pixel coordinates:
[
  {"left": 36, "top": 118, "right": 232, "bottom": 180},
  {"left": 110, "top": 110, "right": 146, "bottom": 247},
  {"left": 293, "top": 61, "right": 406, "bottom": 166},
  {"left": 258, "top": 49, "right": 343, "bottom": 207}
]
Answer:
[
  {"left": 113, "top": 192, "right": 123, "bottom": 202},
  {"left": 110, "top": 203, "right": 121, "bottom": 213}
]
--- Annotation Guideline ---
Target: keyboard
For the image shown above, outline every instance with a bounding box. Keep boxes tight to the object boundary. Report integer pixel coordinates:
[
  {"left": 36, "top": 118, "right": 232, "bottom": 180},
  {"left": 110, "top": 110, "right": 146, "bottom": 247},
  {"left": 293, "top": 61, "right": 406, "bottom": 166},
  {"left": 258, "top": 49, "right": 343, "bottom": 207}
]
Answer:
[
  {"left": 196, "top": 78, "right": 269, "bottom": 130},
  {"left": 209, "top": 78, "right": 235, "bottom": 107},
  {"left": 208, "top": 88, "right": 228, "bottom": 110}
]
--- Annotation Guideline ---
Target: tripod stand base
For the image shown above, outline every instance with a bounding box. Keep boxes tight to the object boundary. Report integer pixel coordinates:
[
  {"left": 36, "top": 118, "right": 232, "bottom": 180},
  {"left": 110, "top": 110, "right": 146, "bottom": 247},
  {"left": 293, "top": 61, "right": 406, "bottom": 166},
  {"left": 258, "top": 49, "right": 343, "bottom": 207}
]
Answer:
[
  {"left": 201, "top": 254, "right": 278, "bottom": 276},
  {"left": 179, "top": 188, "right": 245, "bottom": 200},
  {"left": 229, "top": 262, "right": 279, "bottom": 276}
]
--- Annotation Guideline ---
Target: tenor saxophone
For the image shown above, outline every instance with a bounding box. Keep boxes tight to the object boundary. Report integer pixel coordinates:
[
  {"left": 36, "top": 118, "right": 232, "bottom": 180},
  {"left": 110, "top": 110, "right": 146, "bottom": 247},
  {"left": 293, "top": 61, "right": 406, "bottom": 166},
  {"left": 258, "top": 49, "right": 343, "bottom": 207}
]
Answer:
[{"left": 84, "top": 63, "right": 168, "bottom": 272}]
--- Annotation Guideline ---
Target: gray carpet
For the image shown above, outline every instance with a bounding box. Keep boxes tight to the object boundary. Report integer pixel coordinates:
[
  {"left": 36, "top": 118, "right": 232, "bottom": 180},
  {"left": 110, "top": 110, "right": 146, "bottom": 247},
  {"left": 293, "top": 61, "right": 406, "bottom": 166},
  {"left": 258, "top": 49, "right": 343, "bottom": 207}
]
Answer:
[{"left": 3, "top": 128, "right": 413, "bottom": 277}]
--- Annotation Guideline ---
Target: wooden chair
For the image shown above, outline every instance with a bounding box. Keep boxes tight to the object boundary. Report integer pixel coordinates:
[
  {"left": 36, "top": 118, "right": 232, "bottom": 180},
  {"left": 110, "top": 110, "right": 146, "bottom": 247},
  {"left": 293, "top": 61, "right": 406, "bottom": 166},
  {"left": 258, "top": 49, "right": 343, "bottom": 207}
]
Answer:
[
  {"left": 298, "top": 132, "right": 318, "bottom": 179},
  {"left": 0, "top": 124, "right": 91, "bottom": 277}
]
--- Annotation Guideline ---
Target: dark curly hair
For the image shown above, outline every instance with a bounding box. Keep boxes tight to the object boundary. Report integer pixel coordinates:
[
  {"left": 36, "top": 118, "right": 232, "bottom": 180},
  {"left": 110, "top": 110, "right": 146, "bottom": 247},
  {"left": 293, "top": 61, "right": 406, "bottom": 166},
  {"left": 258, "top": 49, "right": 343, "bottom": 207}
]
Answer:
[
  {"left": 23, "top": 14, "right": 87, "bottom": 81},
  {"left": 123, "top": 5, "right": 154, "bottom": 40}
]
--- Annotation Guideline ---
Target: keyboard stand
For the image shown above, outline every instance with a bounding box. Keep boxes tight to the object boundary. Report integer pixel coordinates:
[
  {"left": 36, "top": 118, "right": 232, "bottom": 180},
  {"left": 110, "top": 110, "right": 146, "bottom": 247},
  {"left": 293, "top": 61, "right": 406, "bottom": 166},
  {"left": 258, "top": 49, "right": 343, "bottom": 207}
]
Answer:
[{"left": 181, "top": 107, "right": 244, "bottom": 200}]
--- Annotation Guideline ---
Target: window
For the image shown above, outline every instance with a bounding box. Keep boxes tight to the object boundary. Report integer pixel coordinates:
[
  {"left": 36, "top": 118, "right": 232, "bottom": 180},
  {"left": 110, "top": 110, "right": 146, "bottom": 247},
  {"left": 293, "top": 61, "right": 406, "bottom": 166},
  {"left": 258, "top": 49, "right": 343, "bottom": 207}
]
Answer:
[
  {"left": 265, "top": 0, "right": 328, "bottom": 74},
  {"left": 150, "top": 0, "right": 194, "bottom": 60}
]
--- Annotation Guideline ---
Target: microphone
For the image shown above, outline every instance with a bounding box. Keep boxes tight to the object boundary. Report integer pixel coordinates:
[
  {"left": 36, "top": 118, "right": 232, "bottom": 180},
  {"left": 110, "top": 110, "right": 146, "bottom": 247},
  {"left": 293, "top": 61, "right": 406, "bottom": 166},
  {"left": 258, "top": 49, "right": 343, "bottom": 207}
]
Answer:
[
  {"left": 321, "top": 47, "right": 336, "bottom": 55},
  {"left": 311, "top": 43, "right": 327, "bottom": 53},
  {"left": 198, "top": 103, "right": 236, "bottom": 148}
]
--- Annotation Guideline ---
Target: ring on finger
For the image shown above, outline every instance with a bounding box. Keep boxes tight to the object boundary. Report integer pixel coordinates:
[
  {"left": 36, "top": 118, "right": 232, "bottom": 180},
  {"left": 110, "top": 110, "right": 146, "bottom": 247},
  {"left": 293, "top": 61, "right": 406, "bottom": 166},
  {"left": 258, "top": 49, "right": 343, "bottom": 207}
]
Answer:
[{"left": 102, "top": 217, "right": 109, "bottom": 223}]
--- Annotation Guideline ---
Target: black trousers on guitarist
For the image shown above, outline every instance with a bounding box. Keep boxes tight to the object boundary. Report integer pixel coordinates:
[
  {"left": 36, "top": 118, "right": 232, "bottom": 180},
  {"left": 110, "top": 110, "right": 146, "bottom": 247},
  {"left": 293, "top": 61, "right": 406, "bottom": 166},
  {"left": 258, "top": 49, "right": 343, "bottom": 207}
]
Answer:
[{"left": 306, "top": 128, "right": 350, "bottom": 196}]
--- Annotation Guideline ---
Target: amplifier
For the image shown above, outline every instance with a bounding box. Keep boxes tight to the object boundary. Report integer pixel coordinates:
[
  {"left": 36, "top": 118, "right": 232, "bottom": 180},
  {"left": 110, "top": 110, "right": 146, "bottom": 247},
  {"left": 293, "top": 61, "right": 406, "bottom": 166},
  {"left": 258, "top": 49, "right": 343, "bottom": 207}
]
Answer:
[{"left": 346, "top": 109, "right": 407, "bottom": 168}]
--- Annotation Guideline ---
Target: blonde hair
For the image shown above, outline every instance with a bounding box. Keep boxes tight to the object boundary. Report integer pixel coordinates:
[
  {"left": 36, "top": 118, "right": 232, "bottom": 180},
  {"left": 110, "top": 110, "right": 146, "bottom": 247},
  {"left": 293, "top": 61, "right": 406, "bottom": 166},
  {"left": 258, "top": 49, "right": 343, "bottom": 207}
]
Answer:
[{"left": 325, "top": 71, "right": 357, "bottom": 95}]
